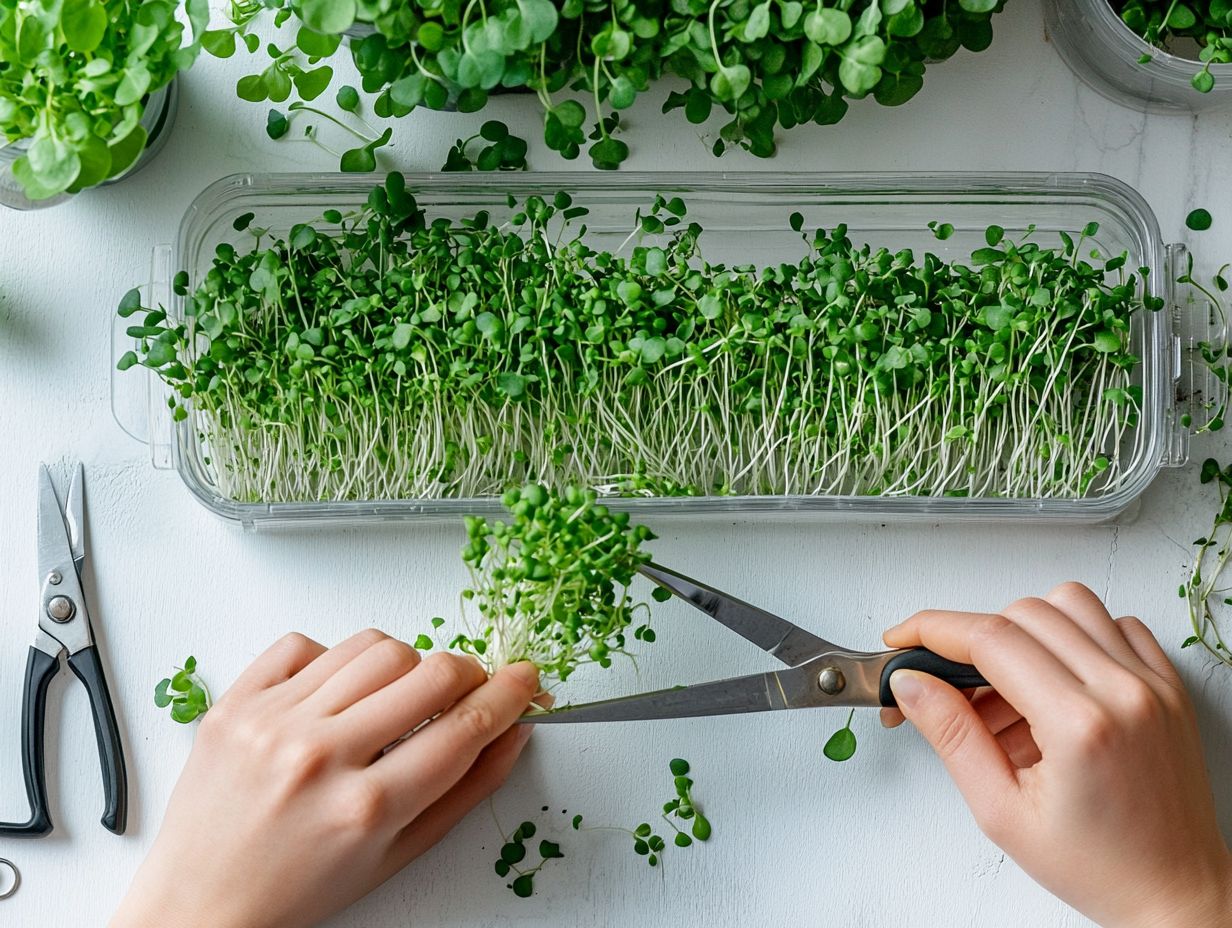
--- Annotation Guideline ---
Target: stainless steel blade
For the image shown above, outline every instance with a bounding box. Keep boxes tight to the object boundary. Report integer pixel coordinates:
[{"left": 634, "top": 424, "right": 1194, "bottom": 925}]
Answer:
[
  {"left": 65, "top": 463, "right": 85, "bottom": 570},
  {"left": 36, "top": 466, "right": 93, "bottom": 655},
  {"left": 638, "top": 562, "right": 836, "bottom": 667}
]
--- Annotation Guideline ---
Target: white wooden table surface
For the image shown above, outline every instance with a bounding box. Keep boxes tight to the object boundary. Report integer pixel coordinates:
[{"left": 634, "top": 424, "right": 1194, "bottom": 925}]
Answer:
[{"left": 2, "top": 1, "right": 1231, "bottom": 925}]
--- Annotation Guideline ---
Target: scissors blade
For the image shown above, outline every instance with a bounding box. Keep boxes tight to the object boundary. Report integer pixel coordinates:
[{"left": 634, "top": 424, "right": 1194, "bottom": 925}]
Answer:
[
  {"left": 65, "top": 463, "right": 85, "bottom": 571},
  {"left": 37, "top": 465, "right": 75, "bottom": 581},
  {"left": 520, "top": 665, "right": 824, "bottom": 724},
  {"left": 638, "top": 562, "right": 837, "bottom": 667}
]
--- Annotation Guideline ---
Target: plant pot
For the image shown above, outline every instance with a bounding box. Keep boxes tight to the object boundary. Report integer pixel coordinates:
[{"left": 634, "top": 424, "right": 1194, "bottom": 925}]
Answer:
[
  {"left": 0, "top": 79, "right": 180, "bottom": 212},
  {"left": 1044, "top": 0, "right": 1232, "bottom": 112}
]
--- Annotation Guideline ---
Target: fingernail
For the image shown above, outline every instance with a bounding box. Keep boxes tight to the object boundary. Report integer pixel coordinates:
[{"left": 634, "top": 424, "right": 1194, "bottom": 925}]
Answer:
[{"left": 889, "top": 670, "right": 926, "bottom": 710}]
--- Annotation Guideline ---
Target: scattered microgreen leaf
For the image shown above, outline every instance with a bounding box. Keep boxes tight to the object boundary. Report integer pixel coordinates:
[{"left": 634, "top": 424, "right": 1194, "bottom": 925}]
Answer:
[{"left": 154, "top": 656, "right": 212, "bottom": 724}]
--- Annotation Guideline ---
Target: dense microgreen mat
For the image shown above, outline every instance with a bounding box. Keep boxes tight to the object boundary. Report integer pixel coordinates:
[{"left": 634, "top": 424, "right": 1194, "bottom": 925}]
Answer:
[
  {"left": 0, "top": 0, "right": 208, "bottom": 199},
  {"left": 119, "top": 174, "right": 1155, "bottom": 508},
  {"left": 1114, "top": 0, "right": 1232, "bottom": 90},
  {"left": 205, "top": 0, "right": 1006, "bottom": 169}
]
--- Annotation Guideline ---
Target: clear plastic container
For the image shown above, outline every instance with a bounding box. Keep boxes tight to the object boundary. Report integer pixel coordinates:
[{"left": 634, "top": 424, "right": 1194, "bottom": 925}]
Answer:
[
  {"left": 113, "top": 171, "right": 1215, "bottom": 530},
  {"left": 0, "top": 81, "right": 179, "bottom": 211},
  {"left": 1045, "top": 0, "right": 1232, "bottom": 112}
]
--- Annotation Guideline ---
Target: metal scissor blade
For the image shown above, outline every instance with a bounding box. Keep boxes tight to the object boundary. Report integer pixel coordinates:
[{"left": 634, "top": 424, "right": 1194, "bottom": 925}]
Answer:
[
  {"left": 638, "top": 562, "right": 837, "bottom": 667},
  {"left": 37, "top": 465, "right": 75, "bottom": 581},
  {"left": 65, "top": 464, "right": 85, "bottom": 570},
  {"left": 520, "top": 667, "right": 814, "bottom": 724}
]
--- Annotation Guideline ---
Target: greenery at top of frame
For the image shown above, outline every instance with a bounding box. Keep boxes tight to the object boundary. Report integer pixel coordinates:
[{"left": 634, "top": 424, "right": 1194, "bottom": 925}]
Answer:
[
  {"left": 1115, "top": 0, "right": 1232, "bottom": 91},
  {"left": 0, "top": 0, "right": 209, "bottom": 200},
  {"left": 204, "top": 0, "right": 1007, "bottom": 170}
]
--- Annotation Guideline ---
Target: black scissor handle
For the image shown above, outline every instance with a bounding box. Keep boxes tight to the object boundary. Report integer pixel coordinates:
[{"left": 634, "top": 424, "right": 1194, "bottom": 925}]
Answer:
[
  {"left": 0, "top": 646, "right": 58, "bottom": 838},
  {"left": 878, "top": 648, "right": 989, "bottom": 708},
  {"left": 67, "top": 646, "right": 128, "bottom": 835}
]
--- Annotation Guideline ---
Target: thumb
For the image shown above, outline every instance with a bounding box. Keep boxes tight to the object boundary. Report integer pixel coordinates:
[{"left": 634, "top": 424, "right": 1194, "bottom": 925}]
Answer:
[{"left": 890, "top": 670, "right": 1018, "bottom": 818}]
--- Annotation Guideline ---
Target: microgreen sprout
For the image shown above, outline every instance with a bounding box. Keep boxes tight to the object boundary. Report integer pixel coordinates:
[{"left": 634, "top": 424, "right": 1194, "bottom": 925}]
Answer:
[
  {"left": 1115, "top": 0, "right": 1232, "bottom": 91},
  {"left": 1183, "top": 459, "right": 1232, "bottom": 669},
  {"left": 154, "top": 656, "right": 212, "bottom": 724},
  {"left": 120, "top": 177, "right": 1151, "bottom": 508},
  {"left": 441, "top": 121, "right": 529, "bottom": 172},
  {"left": 454, "top": 484, "right": 656, "bottom": 684},
  {"left": 1188, "top": 207, "right": 1215, "bottom": 231},
  {"left": 823, "top": 709, "right": 858, "bottom": 761},
  {"left": 493, "top": 819, "right": 565, "bottom": 898}
]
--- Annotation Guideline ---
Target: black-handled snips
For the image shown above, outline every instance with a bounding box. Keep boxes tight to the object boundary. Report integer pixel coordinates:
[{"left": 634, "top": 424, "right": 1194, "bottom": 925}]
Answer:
[{"left": 0, "top": 465, "right": 127, "bottom": 837}]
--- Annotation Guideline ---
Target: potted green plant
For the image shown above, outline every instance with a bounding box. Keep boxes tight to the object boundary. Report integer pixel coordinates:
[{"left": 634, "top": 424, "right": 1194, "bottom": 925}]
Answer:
[
  {"left": 1045, "top": 0, "right": 1232, "bottom": 111},
  {"left": 0, "top": 0, "right": 208, "bottom": 210}
]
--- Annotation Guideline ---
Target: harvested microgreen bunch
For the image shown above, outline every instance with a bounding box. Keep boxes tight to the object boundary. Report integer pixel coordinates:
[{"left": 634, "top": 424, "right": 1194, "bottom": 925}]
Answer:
[
  {"left": 154, "top": 656, "right": 212, "bottom": 723},
  {"left": 0, "top": 0, "right": 208, "bottom": 199},
  {"left": 453, "top": 484, "right": 656, "bottom": 683},
  {"left": 1176, "top": 250, "right": 1231, "bottom": 432},
  {"left": 823, "top": 708, "right": 858, "bottom": 761},
  {"left": 1114, "top": 0, "right": 1232, "bottom": 91},
  {"left": 206, "top": 0, "right": 1005, "bottom": 169},
  {"left": 119, "top": 176, "right": 1152, "bottom": 506},
  {"left": 1182, "top": 459, "right": 1232, "bottom": 669},
  {"left": 494, "top": 819, "right": 564, "bottom": 898}
]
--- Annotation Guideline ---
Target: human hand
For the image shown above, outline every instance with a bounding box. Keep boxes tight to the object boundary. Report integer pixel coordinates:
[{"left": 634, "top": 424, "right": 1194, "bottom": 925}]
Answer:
[
  {"left": 110, "top": 630, "right": 540, "bottom": 928},
  {"left": 881, "top": 583, "right": 1232, "bottom": 928}
]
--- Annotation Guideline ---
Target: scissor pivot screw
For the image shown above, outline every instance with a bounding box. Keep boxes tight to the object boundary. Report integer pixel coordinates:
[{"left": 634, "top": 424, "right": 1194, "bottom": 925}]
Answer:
[
  {"left": 46, "top": 596, "right": 75, "bottom": 623},
  {"left": 817, "top": 667, "right": 846, "bottom": 695},
  {"left": 47, "top": 570, "right": 62, "bottom": 586}
]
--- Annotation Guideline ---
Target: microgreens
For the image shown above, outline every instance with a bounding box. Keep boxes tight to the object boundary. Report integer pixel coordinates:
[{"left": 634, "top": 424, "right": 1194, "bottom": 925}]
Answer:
[
  {"left": 494, "top": 819, "right": 564, "bottom": 898},
  {"left": 441, "top": 120, "right": 529, "bottom": 171},
  {"left": 454, "top": 484, "right": 656, "bottom": 683},
  {"left": 1116, "top": 0, "right": 1232, "bottom": 90},
  {"left": 154, "top": 655, "right": 212, "bottom": 723},
  {"left": 1182, "top": 459, "right": 1232, "bottom": 669},
  {"left": 1188, "top": 207, "right": 1215, "bottom": 231},
  {"left": 120, "top": 177, "right": 1151, "bottom": 508},
  {"left": 0, "top": 0, "right": 208, "bottom": 199},
  {"left": 823, "top": 709, "right": 858, "bottom": 761},
  {"left": 206, "top": 0, "right": 1005, "bottom": 169}
]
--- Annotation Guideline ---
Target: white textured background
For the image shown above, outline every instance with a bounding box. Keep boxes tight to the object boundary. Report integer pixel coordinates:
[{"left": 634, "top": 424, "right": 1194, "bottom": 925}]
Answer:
[{"left": 1, "top": 1, "right": 1231, "bottom": 925}]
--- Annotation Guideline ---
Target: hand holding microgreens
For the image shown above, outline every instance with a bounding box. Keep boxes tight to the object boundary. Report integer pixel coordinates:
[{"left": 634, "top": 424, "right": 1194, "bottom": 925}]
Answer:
[
  {"left": 0, "top": 0, "right": 208, "bottom": 199},
  {"left": 202, "top": 0, "right": 1006, "bottom": 170},
  {"left": 119, "top": 175, "right": 1152, "bottom": 507},
  {"left": 154, "top": 656, "right": 212, "bottom": 723},
  {"left": 1115, "top": 0, "right": 1232, "bottom": 91}
]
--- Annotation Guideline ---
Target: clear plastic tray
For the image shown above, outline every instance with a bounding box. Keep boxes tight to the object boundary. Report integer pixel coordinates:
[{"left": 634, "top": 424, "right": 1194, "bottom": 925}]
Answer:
[
  {"left": 113, "top": 171, "right": 1213, "bottom": 529},
  {"left": 1044, "top": 0, "right": 1232, "bottom": 113}
]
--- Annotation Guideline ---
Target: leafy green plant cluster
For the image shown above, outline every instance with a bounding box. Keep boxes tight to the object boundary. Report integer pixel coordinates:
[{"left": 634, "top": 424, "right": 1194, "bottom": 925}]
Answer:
[
  {"left": 154, "top": 655, "right": 212, "bottom": 723},
  {"left": 1182, "top": 459, "right": 1232, "bottom": 669},
  {"left": 1115, "top": 0, "right": 1232, "bottom": 90},
  {"left": 0, "top": 0, "right": 208, "bottom": 200},
  {"left": 454, "top": 483, "right": 656, "bottom": 683},
  {"left": 119, "top": 176, "right": 1152, "bottom": 509},
  {"left": 205, "top": 0, "right": 1005, "bottom": 169}
]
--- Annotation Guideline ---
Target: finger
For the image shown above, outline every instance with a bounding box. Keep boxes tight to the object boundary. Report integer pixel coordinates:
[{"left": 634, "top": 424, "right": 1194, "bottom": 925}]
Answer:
[
  {"left": 994, "top": 717, "right": 1042, "bottom": 768},
  {"left": 372, "top": 662, "right": 539, "bottom": 822},
  {"left": 308, "top": 636, "right": 423, "bottom": 716},
  {"left": 1115, "top": 616, "right": 1184, "bottom": 688},
  {"left": 884, "top": 610, "right": 1083, "bottom": 722},
  {"left": 999, "top": 596, "right": 1132, "bottom": 686},
  {"left": 1041, "top": 583, "right": 1146, "bottom": 672},
  {"left": 337, "top": 652, "right": 489, "bottom": 754},
  {"left": 282, "top": 628, "right": 393, "bottom": 698},
  {"left": 229, "top": 632, "right": 326, "bottom": 695},
  {"left": 970, "top": 689, "right": 1023, "bottom": 736},
  {"left": 880, "top": 707, "right": 905, "bottom": 728},
  {"left": 889, "top": 670, "right": 1020, "bottom": 830},
  {"left": 382, "top": 724, "right": 534, "bottom": 877}
]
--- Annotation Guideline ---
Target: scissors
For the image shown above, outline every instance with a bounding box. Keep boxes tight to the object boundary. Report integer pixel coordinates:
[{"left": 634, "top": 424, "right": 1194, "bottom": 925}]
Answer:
[
  {"left": 522, "top": 562, "right": 988, "bottom": 724},
  {"left": 0, "top": 465, "right": 127, "bottom": 837}
]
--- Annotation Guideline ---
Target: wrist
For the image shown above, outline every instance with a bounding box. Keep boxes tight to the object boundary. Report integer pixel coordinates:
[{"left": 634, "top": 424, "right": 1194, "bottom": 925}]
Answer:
[{"left": 1123, "top": 851, "right": 1232, "bottom": 928}]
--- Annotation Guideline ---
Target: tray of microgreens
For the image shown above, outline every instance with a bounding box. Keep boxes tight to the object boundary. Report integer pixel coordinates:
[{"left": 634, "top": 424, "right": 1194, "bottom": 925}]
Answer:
[{"left": 114, "top": 171, "right": 1194, "bottom": 528}]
